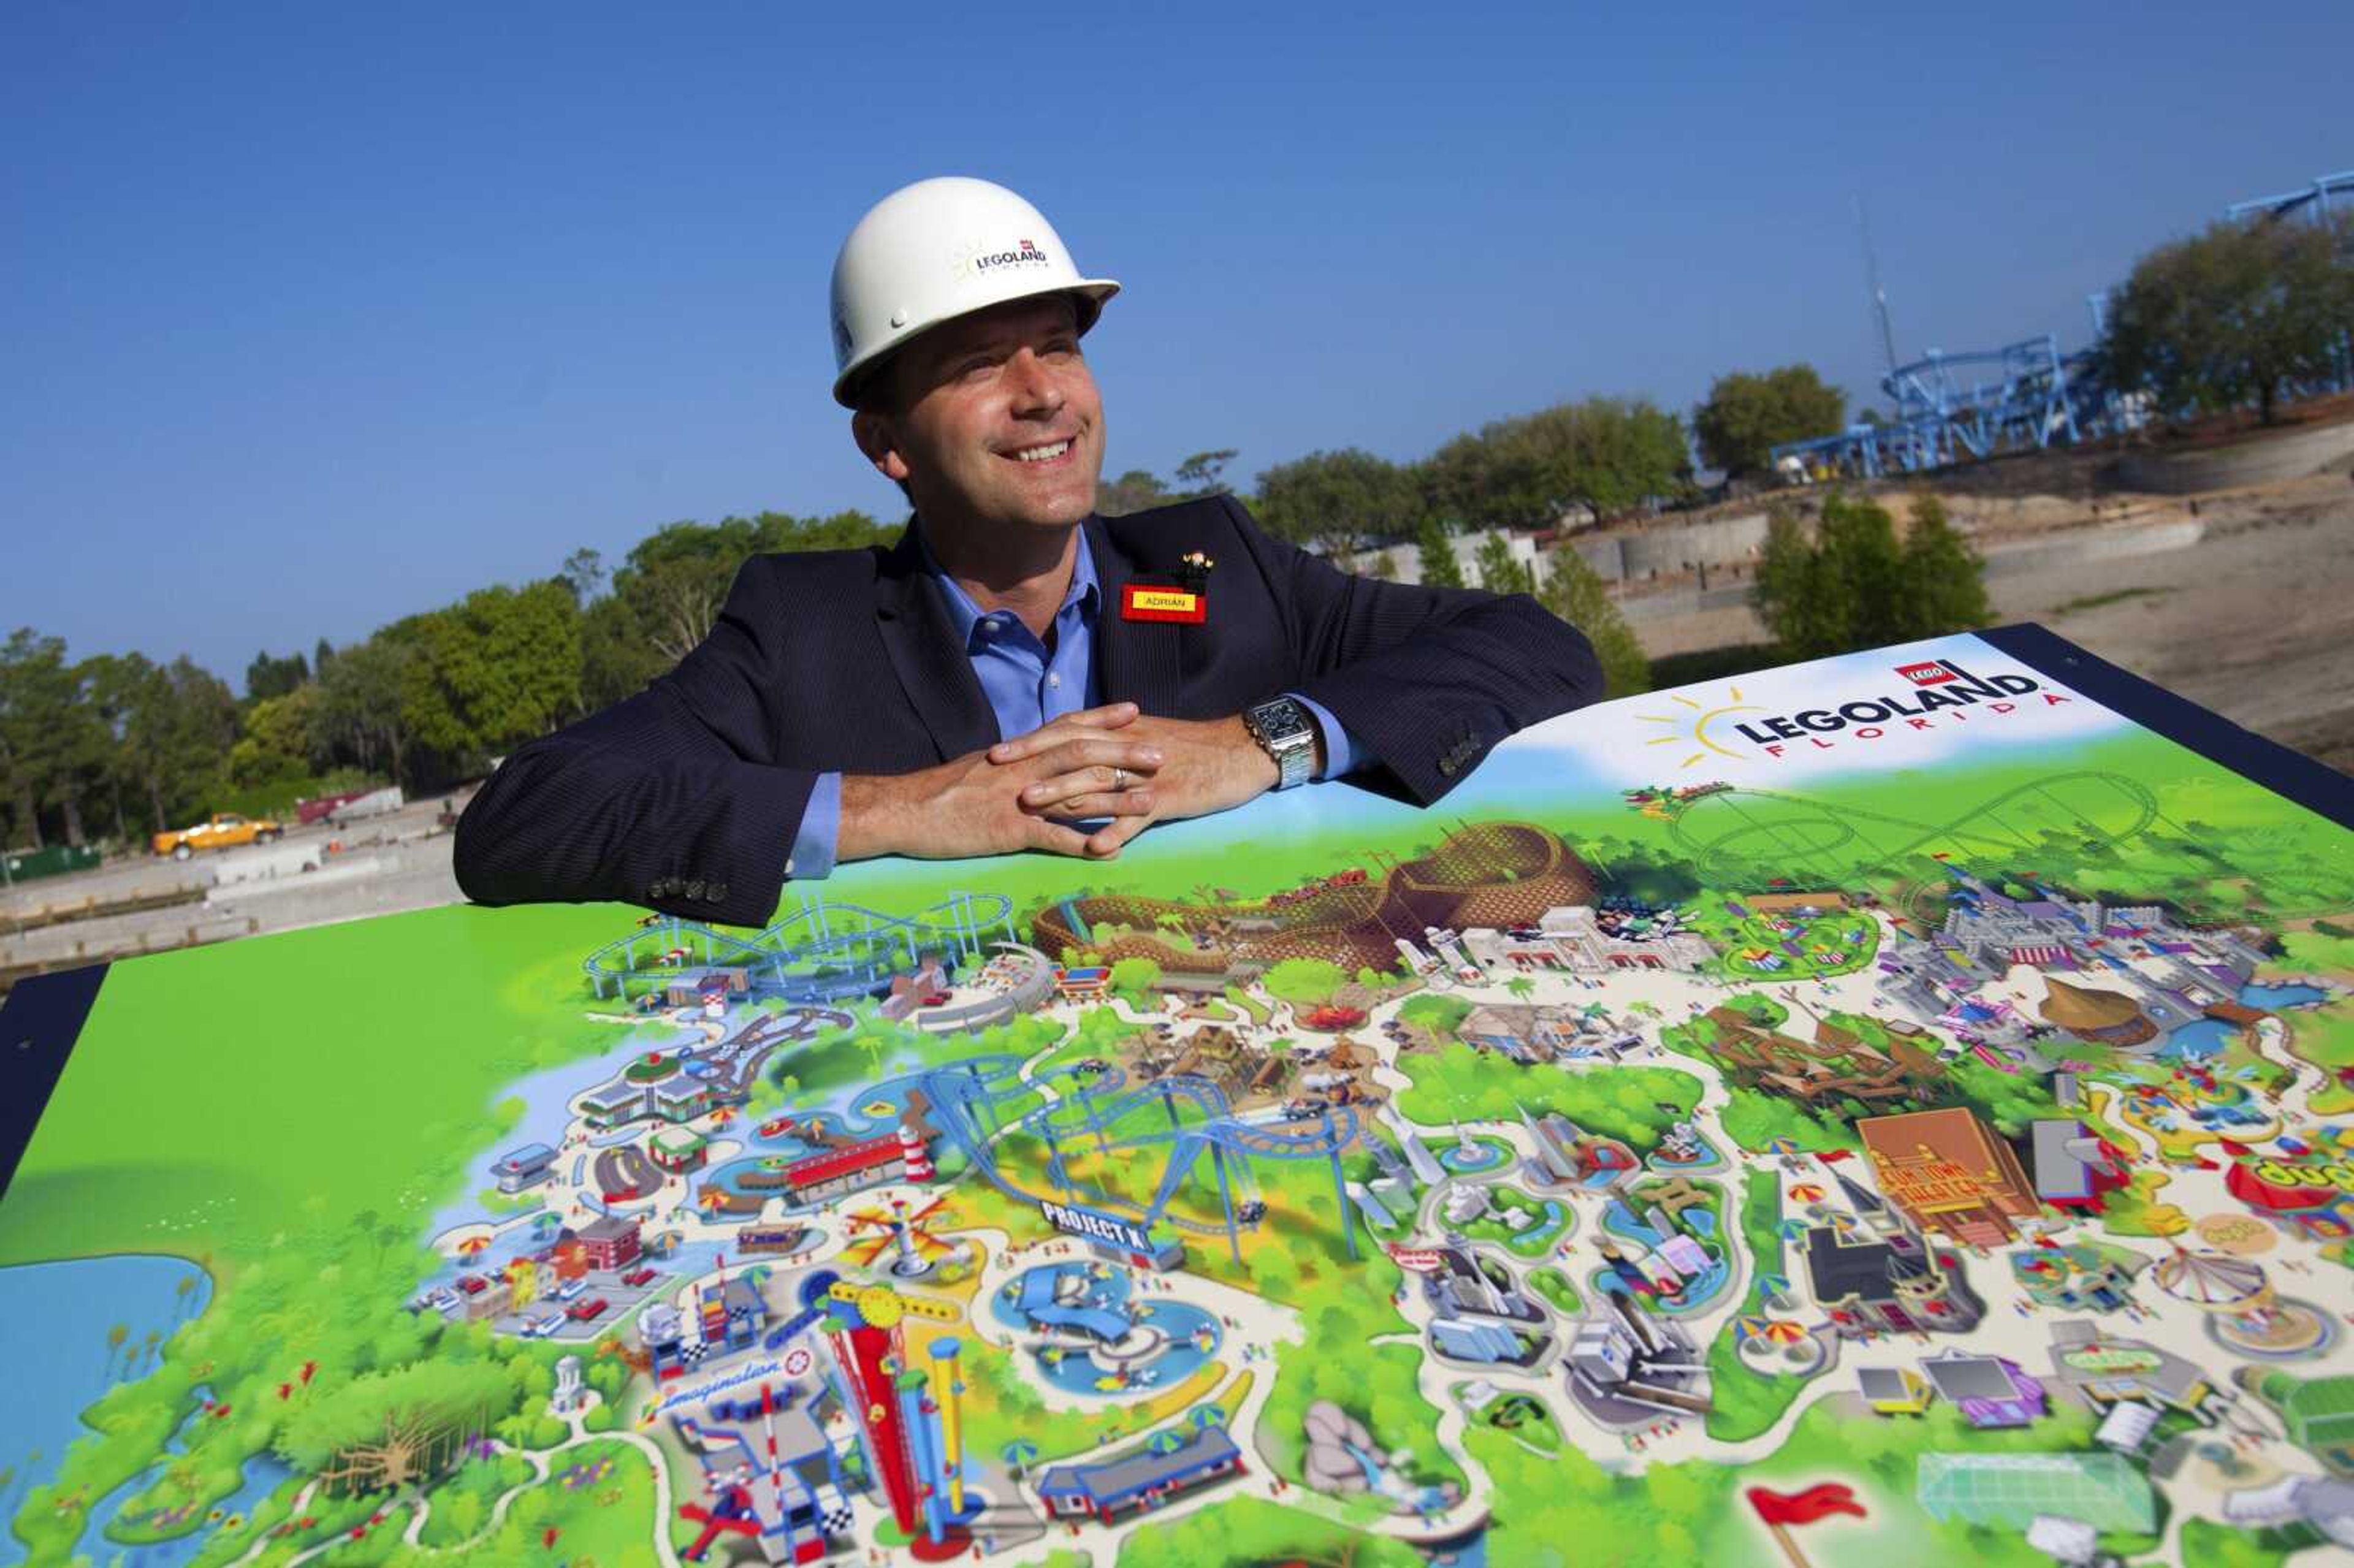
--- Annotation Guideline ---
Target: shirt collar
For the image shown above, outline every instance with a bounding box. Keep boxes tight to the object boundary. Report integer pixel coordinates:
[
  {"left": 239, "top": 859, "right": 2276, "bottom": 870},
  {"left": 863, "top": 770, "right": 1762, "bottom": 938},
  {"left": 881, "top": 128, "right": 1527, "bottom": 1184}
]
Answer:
[{"left": 914, "top": 519, "right": 1100, "bottom": 650}]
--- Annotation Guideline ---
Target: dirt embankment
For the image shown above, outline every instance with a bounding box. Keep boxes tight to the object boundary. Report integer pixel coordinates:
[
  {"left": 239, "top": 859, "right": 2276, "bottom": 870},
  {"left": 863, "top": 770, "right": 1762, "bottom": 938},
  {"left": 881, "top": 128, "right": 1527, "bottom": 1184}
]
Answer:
[{"left": 1625, "top": 461, "right": 2354, "bottom": 776}]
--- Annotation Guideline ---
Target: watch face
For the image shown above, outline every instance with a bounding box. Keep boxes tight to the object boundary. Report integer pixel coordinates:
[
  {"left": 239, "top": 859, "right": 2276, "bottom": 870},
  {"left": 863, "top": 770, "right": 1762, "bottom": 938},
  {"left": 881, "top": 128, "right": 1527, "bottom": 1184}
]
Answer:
[{"left": 1253, "top": 698, "right": 1311, "bottom": 741}]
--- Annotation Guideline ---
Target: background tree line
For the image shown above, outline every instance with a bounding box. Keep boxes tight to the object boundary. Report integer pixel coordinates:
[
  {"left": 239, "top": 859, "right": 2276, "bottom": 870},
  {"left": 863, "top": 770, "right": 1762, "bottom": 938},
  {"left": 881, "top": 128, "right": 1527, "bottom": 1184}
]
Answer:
[{"left": 18, "top": 195, "right": 2325, "bottom": 858}]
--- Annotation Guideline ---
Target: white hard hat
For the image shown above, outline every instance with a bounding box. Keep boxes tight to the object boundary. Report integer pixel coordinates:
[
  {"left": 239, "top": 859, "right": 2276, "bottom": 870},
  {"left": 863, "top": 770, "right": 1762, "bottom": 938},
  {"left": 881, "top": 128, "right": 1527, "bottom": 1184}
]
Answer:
[{"left": 829, "top": 177, "right": 1120, "bottom": 408}]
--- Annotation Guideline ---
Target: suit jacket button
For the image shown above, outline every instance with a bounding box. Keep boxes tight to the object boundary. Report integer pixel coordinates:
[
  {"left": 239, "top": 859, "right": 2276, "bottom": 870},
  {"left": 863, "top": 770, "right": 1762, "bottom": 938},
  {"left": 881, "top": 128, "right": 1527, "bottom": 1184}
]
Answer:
[
  {"left": 709, "top": 881, "right": 729, "bottom": 904},
  {"left": 1438, "top": 756, "right": 1458, "bottom": 777},
  {"left": 686, "top": 879, "right": 706, "bottom": 900},
  {"left": 649, "top": 878, "right": 671, "bottom": 899}
]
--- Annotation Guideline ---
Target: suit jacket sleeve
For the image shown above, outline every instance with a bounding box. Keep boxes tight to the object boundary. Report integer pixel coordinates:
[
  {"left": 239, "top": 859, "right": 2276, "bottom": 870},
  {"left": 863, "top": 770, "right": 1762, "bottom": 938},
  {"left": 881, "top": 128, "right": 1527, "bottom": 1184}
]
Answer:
[
  {"left": 453, "top": 555, "right": 812, "bottom": 927},
  {"left": 1217, "top": 495, "right": 1604, "bottom": 805}
]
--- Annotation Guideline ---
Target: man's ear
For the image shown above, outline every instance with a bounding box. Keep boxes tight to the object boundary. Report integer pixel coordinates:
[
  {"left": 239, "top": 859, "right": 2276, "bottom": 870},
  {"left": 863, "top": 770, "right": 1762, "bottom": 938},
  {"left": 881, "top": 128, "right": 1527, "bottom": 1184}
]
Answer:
[{"left": 851, "top": 409, "right": 912, "bottom": 484}]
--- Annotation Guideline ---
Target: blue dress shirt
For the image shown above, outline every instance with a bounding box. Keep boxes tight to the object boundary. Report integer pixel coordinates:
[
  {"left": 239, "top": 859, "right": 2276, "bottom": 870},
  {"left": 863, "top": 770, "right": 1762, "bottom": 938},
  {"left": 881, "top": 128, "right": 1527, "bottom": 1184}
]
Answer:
[{"left": 786, "top": 525, "right": 1363, "bottom": 877}]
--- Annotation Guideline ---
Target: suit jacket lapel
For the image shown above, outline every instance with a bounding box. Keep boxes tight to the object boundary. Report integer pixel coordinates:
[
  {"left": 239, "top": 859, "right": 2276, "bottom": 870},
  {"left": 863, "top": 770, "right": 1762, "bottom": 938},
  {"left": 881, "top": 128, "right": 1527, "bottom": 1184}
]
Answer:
[
  {"left": 872, "top": 525, "right": 1000, "bottom": 759},
  {"left": 1087, "top": 515, "right": 1184, "bottom": 718}
]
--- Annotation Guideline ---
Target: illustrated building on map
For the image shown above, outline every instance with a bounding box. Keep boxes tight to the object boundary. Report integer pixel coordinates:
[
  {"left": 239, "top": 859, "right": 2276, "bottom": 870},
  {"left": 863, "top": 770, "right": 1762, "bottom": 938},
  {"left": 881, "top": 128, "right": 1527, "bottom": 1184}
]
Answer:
[
  {"left": 1916, "top": 1350, "right": 2047, "bottom": 1428},
  {"left": 1915, "top": 1452, "right": 2155, "bottom": 1534},
  {"left": 1697, "top": 1005, "right": 1943, "bottom": 1109},
  {"left": 1460, "top": 1003, "right": 1644, "bottom": 1065},
  {"left": 768, "top": 1131, "right": 925, "bottom": 1207},
  {"left": 696, "top": 1277, "right": 769, "bottom": 1354},
  {"left": 550, "top": 1353, "right": 586, "bottom": 1415},
  {"left": 1035, "top": 1423, "right": 1244, "bottom": 1523},
  {"left": 2028, "top": 1120, "right": 2130, "bottom": 1212},
  {"left": 2223, "top": 1475, "right": 2354, "bottom": 1550},
  {"left": 1421, "top": 1239, "right": 1547, "bottom": 1366},
  {"left": 1520, "top": 1108, "right": 1640, "bottom": 1190},
  {"left": 2242, "top": 1371, "right": 2354, "bottom": 1474},
  {"left": 649, "top": 1125, "right": 707, "bottom": 1173},
  {"left": 2048, "top": 1320, "right": 2233, "bottom": 1423},
  {"left": 1804, "top": 1220, "right": 1985, "bottom": 1338},
  {"left": 671, "top": 1376, "right": 857, "bottom": 1562},
  {"left": 1458, "top": 903, "right": 1716, "bottom": 977},
  {"left": 1563, "top": 1287, "right": 1710, "bottom": 1423},
  {"left": 576, "top": 1214, "right": 643, "bottom": 1272},
  {"left": 1857, "top": 1108, "right": 2040, "bottom": 1247},
  {"left": 2037, "top": 976, "right": 2160, "bottom": 1047},
  {"left": 492, "top": 1142, "right": 556, "bottom": 1193},
  {"left": 2009, "top": 1241, "right": 2139, "bottom": 1312}
]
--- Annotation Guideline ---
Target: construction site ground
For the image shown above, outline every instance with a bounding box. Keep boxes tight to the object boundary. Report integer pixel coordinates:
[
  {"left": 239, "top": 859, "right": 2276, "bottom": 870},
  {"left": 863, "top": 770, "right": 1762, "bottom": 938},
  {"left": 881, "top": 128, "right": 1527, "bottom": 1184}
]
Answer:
[{"left": 1628, "top": 459, "right": 2354, "bottom": 777}]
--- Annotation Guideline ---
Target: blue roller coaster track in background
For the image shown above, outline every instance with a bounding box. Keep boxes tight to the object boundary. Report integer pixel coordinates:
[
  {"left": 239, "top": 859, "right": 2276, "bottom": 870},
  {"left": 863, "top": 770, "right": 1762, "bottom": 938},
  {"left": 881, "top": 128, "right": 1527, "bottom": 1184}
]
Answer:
[{"left": 1773, "top": 167, "right": 2353, "bottom": 481}]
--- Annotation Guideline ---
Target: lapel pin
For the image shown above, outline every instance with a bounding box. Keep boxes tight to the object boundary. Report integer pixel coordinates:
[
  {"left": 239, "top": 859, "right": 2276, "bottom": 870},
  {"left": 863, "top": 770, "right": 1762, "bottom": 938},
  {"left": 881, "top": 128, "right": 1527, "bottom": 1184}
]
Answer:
[{"left": 1120, "top": 550, "right": 1213, "bottom": 624}]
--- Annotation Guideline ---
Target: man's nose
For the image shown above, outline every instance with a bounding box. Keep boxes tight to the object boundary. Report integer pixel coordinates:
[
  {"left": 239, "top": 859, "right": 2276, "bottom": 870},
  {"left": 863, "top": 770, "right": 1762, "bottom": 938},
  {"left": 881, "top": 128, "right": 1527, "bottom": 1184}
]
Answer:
[{"left": 1005, "top": 348, "right": 1064, "bottom": 417}]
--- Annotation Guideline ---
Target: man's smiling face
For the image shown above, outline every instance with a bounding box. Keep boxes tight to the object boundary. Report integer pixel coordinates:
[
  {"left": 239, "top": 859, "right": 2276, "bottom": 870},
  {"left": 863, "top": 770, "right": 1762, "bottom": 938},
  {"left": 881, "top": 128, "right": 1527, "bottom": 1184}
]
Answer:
[{"left": 853, "top": 294, "right": 1105, "bottom": 534}]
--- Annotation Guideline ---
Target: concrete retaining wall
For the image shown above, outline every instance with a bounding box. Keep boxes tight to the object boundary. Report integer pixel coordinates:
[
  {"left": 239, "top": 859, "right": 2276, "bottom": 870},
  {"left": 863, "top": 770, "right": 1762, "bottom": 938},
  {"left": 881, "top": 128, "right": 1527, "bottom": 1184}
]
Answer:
[
  {"left": 2117, "top": 419, "right": 2354, "bottom": 494},
  {"left": 1569, "top": 512, "right": 1771, "bottom": 584}
]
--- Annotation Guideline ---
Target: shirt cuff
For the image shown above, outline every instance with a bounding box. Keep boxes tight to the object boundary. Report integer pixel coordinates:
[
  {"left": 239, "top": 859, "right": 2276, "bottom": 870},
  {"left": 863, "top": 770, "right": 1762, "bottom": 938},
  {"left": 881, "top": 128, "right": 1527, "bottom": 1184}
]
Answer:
[
  {"left": 1288, "top": 693, "right": 1368, "bottom": 781},
  {"left": 787, "top": 772, "right": 843, "bottom": 880}
]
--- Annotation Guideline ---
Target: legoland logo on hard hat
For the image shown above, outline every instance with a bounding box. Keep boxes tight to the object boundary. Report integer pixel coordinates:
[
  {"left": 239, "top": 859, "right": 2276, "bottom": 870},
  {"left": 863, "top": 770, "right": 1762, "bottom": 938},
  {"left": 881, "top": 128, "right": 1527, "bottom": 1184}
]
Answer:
[{"left": 957, "top": 236, "right": 1053, "bottom": 280}]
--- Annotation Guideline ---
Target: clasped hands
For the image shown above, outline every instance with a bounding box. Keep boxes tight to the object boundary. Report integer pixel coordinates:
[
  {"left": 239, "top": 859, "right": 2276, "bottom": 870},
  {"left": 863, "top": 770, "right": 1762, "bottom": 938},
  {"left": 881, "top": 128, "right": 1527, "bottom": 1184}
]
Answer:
[{"left": 839, "top": 702, "right": 1293, "bottom": 864}]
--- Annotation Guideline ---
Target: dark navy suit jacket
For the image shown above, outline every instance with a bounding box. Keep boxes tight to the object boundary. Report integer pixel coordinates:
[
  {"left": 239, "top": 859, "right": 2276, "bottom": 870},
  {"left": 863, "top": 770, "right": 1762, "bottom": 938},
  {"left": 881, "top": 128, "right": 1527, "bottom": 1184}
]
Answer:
[{"left": 454, "top": 495, "right": 1602, "bottom": 927}]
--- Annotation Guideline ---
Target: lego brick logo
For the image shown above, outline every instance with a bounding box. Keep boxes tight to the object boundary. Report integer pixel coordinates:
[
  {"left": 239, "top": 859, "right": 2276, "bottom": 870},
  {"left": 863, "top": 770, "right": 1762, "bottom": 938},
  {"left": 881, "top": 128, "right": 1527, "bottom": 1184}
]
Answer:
[{"left": 1897, "top": 661, "right": 1956, "bottom": 686}]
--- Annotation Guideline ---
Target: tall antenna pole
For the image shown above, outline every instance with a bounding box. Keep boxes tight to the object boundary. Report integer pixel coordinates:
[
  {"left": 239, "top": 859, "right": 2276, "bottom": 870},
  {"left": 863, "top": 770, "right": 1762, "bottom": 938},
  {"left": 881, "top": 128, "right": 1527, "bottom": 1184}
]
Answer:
[{"left": 1856, "top": 194, "right": 1900, "bottom": 387}]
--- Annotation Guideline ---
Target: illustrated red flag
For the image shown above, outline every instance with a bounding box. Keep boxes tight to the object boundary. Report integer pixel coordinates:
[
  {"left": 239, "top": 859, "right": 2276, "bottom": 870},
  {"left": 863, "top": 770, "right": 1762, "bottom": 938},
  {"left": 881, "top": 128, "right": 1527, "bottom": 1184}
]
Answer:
[{"left": 1748, "top": 1483, "right": 1865, "bottom": 1526}]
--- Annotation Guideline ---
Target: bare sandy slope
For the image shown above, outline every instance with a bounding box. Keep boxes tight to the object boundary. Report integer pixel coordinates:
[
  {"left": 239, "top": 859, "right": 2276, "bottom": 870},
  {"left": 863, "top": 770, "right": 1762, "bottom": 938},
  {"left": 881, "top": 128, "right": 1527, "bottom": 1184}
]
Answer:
[{"left": 1634, "top": 471, "right": 2354, "bottom": 776}]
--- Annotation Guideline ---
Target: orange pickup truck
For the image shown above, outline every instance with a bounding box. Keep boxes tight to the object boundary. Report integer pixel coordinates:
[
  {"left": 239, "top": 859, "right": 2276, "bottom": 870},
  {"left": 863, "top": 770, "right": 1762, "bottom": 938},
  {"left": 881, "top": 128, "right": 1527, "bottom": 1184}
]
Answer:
[{"left": 152, "top": 812, "right": 284, "bottom": 860}]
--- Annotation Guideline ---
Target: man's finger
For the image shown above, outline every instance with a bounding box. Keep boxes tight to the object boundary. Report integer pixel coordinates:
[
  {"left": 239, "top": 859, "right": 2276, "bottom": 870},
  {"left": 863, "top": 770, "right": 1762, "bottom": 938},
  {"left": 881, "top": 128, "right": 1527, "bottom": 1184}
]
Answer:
[
  {"left": 1021, "top": 739, "right": 1164, "bottom": 793},
  {"left": 1086, "top": 813, "right": 1154, "bottom": 858},
  {"left": 1021, "top": 816, "right": 1101, "bottom": 858},
  {"left": 987, "top": 702, "right": 1139, "bottom": 764},
  {"left": 1019, "top": 759, "right": 1159, "bottom": 810},
  {"left": 1036, "top": 788, "right": 1154, "bottom": 822}
]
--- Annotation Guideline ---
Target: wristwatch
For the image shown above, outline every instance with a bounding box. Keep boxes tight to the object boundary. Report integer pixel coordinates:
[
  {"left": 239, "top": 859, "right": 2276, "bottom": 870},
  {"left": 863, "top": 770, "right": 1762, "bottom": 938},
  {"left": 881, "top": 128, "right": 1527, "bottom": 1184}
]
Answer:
[{"left": 1243, "top": 696, "right": 1318, "bottom": 790}]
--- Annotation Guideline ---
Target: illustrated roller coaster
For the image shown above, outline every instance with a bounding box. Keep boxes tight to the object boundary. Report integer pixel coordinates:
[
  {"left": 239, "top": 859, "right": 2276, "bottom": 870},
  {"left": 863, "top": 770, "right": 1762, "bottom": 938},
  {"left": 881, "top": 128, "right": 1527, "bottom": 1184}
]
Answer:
[
  {"left": 582, "top": 890, "right": 1017, "bottom": 1001},
  {"left": 1662, "top": 771, "right": 2164, "bottom": 886},
  {"left": 900, "top": 1055, "right": 1361, "bottom": 1268}
]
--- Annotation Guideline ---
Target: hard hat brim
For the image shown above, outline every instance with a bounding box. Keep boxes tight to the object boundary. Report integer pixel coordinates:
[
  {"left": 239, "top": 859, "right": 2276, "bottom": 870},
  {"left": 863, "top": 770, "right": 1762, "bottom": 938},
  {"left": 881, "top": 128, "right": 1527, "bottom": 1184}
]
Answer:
[{"left": 832, "top": 279, "right": 1120, "bottom": 408}]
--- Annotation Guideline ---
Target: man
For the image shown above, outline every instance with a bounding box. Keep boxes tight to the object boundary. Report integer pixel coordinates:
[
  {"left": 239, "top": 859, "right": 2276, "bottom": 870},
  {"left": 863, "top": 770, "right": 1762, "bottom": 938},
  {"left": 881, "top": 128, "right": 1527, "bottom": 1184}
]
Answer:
[{"left": 455, "top": 177, "right": 1602, "bottom": 928}]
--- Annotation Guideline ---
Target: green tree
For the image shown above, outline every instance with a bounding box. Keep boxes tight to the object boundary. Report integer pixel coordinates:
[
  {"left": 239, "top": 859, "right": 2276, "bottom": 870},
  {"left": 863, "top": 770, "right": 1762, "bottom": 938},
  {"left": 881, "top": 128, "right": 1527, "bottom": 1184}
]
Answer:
[
  {"left": 0, "top": 629, "right": 105, "bottom": 848},
  {"left": 1693, "top": 365, "right": 1846, "bottom": 478},
  {"left": 1412, "top": 518, "right": 1465, "bottom": 589},
  {"left": 2099, "top": 213, "right": 2354, "bottom": 425},
  {"left": 397, "top": 579, "right": 583, "bottom": 764},
  {"left": 1108, "top": 957, "right": 1163, "bottom": 1007},
  {"left": 312, "top": 634, "right": 417, "bottom": 788},
  {"left": 229, "top": 685, "right": 324, "bottom": 789},
  {"left": 1173, "top": 449, "right": 1238, "bottom": 496},
  {"left": 1470, "top": 534, "right": 1534, "bottom": 596},
  {"left": 1445, "top": 398, "right": 1694, "bottom": 530},
  {"left": 1537, "top": 546, "right": 1651, "bottom": 697},
  {"left": 1253, "top": 449, "right": 1418, "bottom": 559},
  {"left": 1889, "top": 493, "right": 1992, "bottom": 641},
  {"left": 243, "top": 649, "right": 311, "bottom": 701},
  {"left": 1260, "top": 958, "right": 1346, "bottom": 1007},
  {"left": 1753, "top": 490, "right": 1989, "bottom": 659},
  {"left": 1096, "top": 469, "right": 1174, "bottom": 517}
]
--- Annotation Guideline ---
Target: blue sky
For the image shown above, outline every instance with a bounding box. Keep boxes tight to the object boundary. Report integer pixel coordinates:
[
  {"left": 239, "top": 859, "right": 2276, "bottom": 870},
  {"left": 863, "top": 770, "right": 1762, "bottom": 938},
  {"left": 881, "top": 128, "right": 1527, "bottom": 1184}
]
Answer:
[{"left": 6, "top": 1, "right": 2348, "bottom": 688}]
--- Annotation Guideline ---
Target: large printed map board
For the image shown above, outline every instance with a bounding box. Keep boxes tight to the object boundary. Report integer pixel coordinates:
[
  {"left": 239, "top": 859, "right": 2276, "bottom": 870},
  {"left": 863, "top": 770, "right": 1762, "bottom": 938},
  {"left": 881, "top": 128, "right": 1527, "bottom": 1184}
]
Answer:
[{"left": 6, "top": 624, "right": 2354, "bottom": 1568}]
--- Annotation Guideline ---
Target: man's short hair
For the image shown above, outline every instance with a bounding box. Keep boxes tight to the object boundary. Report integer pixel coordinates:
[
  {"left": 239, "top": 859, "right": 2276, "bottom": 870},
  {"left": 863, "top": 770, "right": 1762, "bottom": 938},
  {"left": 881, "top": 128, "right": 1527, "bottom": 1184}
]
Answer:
[{"left": 849, "top": 357, "right": 915, "bottom": 506}]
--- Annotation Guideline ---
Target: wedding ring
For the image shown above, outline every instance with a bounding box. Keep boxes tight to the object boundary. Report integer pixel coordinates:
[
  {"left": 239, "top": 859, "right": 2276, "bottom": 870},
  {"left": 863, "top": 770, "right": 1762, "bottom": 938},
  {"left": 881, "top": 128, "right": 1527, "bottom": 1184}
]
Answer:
[{"left": 1112, "top": 767, "right": 1130, "bottom": 791}]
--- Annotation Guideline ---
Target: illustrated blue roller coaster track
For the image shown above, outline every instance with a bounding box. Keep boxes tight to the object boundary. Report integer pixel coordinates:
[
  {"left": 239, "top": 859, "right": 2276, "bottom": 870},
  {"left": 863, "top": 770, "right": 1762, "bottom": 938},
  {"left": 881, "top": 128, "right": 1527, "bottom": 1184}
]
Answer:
[{"left": 583, "top": 891, "right": 1018, "bottom": 1000}]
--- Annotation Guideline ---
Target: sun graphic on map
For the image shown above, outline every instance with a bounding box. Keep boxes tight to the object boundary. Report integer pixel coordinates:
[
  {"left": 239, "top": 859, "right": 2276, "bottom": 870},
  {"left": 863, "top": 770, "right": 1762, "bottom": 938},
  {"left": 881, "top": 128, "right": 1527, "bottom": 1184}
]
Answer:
[{"left": 1636, "top": 684, "right": 1762, "bottom": 767}]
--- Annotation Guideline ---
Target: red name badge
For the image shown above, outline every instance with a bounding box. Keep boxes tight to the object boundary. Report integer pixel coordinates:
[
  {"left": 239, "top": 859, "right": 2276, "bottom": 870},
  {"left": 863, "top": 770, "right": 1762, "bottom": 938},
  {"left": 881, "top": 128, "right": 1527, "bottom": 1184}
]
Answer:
[{"left": 1121, "top": 582, "right": 1206, "bottom": 623}]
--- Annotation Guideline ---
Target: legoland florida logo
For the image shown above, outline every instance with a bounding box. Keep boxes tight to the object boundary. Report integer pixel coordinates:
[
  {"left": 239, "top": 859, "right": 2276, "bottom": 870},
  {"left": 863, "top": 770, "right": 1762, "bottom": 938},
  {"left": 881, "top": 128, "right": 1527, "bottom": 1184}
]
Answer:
[{"left": 1640, "top": 659, "right": 2073, "bottom": 766}]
